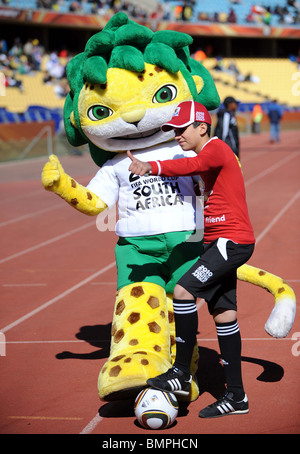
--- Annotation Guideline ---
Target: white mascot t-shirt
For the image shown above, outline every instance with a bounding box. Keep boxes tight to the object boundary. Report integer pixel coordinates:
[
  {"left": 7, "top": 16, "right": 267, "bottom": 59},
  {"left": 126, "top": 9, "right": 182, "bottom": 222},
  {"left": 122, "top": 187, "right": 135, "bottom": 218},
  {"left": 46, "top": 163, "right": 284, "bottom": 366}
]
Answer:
[{"left": 87, "top": 141, "right": 203, "bottom": 237}]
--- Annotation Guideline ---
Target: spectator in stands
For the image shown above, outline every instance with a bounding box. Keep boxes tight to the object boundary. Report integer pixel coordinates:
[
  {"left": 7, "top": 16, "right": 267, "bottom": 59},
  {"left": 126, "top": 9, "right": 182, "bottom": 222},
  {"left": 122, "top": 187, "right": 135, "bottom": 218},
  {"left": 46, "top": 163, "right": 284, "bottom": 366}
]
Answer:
[
  {"left": 212, "top": 12, "right": 219, "bottom": 22},
  {"left": 161, "top": 1, "right": 171, "bottom": 20},
  {"left": 0, "top": 40, "right": 7, "bottom": 54},
  {"left": 287, "top": 0, "right": 300, "bottom": 8},
  {"left": 37, "top": 0, "right": 56, "bottom": 9},
  {"left": 213, "top": 56, "right": 225, "bottom": 72},
  {"left": 218, "top": 11, "right": 228, "bottom": 23},
  {"left": 46, "top": 52, "right": 65, "bottom": 79},
  {"left": 54, "top": 79, "right": 69, "bottom": 98},
  {"left": 31, "top": 39, "right": 44, "bottom": 71},
  {"left": 0, "top": 53, "right": 9, "bottom": 71},
  {"left": 23, "top": 39, "right": 33, "bottom": 57},
  {"left": 245, "top": 11, "right": 255, "bottom": 23},
  {"left": 18, "top": 55, "right": 33, "bottom": 74},
  {"left": 182, "top": 2, "right": 193, "bottom": 21},
  {"left": 214, "top": 96, "right": 240, "bottom": 158},
  {"left": 267, "top": 99, "right": 283, "bottom": 143},
  {"left": 5, "top": 74, "right": 23, "bottom": 92},
  {"left": 69, "top": 1, "right": 82, "bottom": 13},
  {"left": 8, "top": 38, "right": 22, "bottom": 59},
  {"left": 227, "top": 60, "right": 240, "bottom": 77},
  {"left": 297, "top": 50, "right": 300, "bottom": 69},
  {"left": 228, "top": 8, "right": 237, "bottom": 23},
  {"left": 193, "top": 49, "right": 207, "bottom": 63}
]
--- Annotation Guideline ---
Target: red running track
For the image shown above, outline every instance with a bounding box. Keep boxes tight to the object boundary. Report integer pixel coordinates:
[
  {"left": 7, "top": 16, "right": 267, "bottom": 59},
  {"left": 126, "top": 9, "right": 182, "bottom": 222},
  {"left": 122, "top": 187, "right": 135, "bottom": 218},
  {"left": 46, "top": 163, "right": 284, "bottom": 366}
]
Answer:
[{"left": 0, "top": 130, "right": 299, "bottom": 435}]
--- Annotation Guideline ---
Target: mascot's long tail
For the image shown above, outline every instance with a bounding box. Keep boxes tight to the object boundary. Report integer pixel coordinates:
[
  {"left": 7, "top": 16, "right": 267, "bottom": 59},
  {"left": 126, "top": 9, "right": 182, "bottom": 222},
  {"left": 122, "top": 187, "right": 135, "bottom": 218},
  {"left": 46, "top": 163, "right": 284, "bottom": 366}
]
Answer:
[{"left": 237, "top": 264, "right": 296, "bottom": 338}]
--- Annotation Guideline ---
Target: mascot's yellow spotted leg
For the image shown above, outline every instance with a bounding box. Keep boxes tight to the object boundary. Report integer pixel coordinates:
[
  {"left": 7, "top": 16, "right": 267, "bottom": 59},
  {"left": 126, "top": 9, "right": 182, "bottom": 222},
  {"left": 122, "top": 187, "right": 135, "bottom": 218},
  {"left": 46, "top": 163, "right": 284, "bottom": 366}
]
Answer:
[
  {"left": 97, "top": 283, "right": 200, "bottom": 401},
  {"left": 98, "top": 283, "right": 171, "bottom": 400}
]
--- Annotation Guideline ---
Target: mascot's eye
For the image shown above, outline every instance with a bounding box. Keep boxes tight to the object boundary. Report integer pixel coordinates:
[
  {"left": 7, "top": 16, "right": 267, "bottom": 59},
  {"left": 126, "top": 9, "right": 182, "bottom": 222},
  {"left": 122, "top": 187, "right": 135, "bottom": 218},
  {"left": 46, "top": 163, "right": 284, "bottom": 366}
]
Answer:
[
  {"left": 87, "top": 105, "right": 113, "bottom": 121},
  {"left": 153, "top": 85, "right": 177, "bottom": 104}
]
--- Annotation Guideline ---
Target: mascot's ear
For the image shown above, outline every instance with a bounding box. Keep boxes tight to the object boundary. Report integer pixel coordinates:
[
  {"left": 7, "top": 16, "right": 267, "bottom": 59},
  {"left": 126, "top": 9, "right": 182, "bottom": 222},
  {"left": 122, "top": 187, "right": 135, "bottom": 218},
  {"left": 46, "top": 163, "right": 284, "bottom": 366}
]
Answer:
[
  {"left": 189, "top": 58, "right": 220, "bottom": 111},
  {"left": 64, "top": 52, "right": 89, "bottom": 146},
  {"left": 192, "top": 75, "right": 204, "bottom": 97},
  {"left": 63, "top": 92, "right": 87, "bottom": 147},
  {"left": 70, "top": 111, "right": 76, "bottom": 128}
]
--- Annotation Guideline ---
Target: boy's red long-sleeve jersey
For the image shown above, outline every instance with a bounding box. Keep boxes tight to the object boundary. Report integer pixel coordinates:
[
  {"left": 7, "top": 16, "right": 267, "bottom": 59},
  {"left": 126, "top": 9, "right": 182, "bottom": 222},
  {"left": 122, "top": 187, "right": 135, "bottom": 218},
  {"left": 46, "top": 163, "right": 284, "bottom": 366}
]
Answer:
[{"left": 149, "top": 137, "right": 255, "bottom": 244}]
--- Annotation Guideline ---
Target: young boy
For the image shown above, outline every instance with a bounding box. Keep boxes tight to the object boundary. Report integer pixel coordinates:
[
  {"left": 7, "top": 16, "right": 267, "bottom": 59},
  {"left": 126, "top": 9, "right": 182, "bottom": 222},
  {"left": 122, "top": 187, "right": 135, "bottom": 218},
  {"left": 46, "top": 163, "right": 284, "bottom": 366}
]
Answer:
[{"left": 127, "top": 100, "right": 255, "bottom": 418}]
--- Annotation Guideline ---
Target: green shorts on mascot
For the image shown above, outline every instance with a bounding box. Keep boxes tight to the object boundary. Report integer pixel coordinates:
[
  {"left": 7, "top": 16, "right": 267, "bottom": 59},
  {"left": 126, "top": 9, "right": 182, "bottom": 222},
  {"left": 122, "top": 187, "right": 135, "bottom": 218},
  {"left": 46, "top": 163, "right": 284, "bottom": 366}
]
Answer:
[{"left": 42, "top": 12, "right": 296, "bottom": 402}]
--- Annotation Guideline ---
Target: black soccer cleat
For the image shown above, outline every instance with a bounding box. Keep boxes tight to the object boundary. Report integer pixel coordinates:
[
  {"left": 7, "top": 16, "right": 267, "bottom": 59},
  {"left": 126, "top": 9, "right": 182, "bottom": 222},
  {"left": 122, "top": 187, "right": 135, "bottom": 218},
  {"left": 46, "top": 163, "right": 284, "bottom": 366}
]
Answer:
[
  {"left": 199, "top": 392, "right": 249, "bottom": 418},
  {"left": 147, "top": 367, "right": 192, "bottom": 396}
]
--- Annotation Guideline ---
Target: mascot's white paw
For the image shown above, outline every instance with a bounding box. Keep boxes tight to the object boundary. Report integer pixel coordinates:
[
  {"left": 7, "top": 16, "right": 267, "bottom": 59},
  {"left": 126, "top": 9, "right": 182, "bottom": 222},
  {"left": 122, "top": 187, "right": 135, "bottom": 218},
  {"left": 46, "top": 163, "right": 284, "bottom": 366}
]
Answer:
[{"left": 264, "top": 297, "right": 296, "bottom": 338}]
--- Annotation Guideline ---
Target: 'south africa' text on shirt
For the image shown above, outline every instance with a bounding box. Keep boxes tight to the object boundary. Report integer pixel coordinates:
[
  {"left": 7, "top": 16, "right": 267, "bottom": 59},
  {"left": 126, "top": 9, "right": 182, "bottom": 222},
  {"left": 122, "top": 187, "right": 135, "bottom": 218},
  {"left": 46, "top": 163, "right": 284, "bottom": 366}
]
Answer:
[{"left": 129, "top": 173, "right": 184, "bottom": 211}]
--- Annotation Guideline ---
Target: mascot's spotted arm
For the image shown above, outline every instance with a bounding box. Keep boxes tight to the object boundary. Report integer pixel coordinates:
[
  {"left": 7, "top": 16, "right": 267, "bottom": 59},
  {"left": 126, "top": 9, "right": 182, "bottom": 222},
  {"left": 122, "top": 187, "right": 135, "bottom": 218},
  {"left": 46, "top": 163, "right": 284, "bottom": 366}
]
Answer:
[{"left": 41, "top": 13, "right": 296, "bottom": 402}]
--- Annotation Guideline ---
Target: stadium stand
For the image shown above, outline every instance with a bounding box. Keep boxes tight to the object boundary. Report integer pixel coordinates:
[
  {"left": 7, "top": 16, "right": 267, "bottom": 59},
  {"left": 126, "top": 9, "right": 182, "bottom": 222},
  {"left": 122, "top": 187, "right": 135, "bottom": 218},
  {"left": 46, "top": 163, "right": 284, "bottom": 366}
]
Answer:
[
  {"left": 0, "top": 105, "right": 62, "bottom": 131},
  {"left": 164, "top": 0, "right": 300, "bottom": 25},
  {"left": 202, "top": 57, "right": 300, "bottom": 108},
  {"left": 0, "top": 71, "right": 65, "bottom": 111},
  {"left": 2, "top": 0, "right": 300, "bottom": 25},
  {"left": 0, "top": 0, "right": 299, "bottom": 157},
  {"left": 5, "top": 0, "right": 159, "bottom": 18}
]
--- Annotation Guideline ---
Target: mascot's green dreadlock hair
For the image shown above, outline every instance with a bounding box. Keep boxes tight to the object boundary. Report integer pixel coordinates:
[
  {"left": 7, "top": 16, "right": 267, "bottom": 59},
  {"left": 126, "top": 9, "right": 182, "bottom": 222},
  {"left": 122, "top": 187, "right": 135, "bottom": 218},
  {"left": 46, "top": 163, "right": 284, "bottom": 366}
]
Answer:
[{"left": 64, "top": 12, "right": 220, "bottom": 166}]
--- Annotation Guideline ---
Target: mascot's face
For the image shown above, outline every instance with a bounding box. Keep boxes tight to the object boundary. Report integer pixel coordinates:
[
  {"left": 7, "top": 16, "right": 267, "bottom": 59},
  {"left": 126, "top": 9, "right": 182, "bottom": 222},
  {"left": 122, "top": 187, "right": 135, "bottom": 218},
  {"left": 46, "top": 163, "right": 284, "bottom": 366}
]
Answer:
[{"left": 77, "top": 63, "right": 203, "bottom": 152}]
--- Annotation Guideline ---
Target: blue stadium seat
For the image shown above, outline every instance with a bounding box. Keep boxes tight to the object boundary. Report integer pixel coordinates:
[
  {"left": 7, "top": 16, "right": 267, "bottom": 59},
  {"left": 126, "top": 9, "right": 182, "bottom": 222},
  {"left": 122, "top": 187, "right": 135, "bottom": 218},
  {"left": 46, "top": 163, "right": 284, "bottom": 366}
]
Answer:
[{"left": 0, "top": 106, "right": 62, "bottom": 132}]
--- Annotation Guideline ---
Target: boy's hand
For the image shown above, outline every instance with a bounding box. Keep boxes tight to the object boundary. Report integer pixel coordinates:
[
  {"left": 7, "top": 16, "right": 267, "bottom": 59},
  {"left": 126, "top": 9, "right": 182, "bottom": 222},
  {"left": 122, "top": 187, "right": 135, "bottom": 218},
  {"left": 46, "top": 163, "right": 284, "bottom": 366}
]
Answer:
[{"left": 127, "top": 150, "right": 152, "bottom": 176}]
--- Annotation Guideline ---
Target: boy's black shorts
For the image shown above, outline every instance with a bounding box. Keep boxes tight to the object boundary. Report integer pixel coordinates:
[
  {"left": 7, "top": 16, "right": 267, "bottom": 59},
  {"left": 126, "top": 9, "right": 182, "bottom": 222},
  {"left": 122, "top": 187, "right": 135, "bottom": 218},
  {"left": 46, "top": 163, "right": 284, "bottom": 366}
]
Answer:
[{"left": 177, "top": 238, "right": 255, "bottom": 315}]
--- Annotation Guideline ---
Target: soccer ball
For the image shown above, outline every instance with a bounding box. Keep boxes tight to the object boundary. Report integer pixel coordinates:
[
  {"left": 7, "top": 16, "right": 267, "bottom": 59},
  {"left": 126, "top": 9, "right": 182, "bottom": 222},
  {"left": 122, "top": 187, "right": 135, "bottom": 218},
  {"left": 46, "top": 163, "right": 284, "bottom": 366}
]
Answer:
[{"left": 134, "top": 387, "right": 179, "bottom": 429}]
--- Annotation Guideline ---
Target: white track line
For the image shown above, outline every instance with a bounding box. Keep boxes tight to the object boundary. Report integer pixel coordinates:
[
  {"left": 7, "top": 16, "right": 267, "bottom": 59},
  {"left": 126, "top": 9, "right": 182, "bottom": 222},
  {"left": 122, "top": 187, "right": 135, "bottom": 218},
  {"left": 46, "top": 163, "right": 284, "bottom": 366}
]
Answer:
[
  {"left": 2, "top": 283, "right": 47, "bottom": 287},
  {"left": 3, "top": 337, "right": 294, "bottom": 344},
  {"left": 5, "top": 340, "right": 90, "bottom": 344},
  {"left": 0, "top": 189, "right": 41, "bottom": 206},
  {"left": 0, "top": 261, "right": 115, "bottom": 333},
  {"left": 245, "top": 152, "right": 298, "bottom": 187},
  {"left": 0, "top": 156, "right": 47, "bottom": 167},
  {"left": 90, "top": 282, "right": 117, "bottom": 285},
  {"left": 196, "top": 337, "right": 295, "bottom": 341},
  {"left": 80, "top": 414, "right": 103, "bottom": 434},
  {"left": 0, "top": 204, "right": 64, "bottom": 228},
  {"left": 0, "top": 220, "right": 95, "bottom": 264},
  {"left": 255, "top": 190, "right": 300, "bottom": 245},
  {"left": 241, "top": 150, "right": 266, "bottom": 164}
]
